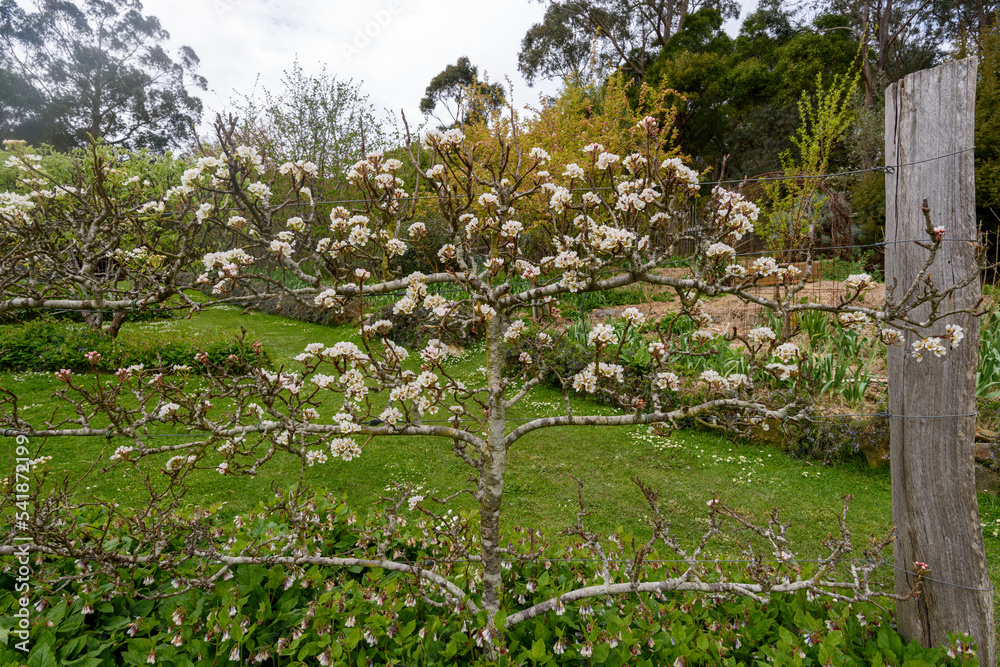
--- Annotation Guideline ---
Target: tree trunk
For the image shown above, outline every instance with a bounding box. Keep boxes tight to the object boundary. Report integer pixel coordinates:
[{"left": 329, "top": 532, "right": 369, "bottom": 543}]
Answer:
[
  {"left": 859, "top": 1, "right": 876, "bottom": 112},
  {"left": 480, "top": 314, "right": 507, "bottom": 653},
  {"left": 105, "top": 311, "right": 128, "bottom": 339},
  {"left": 885, "top": 57, "right": 996, "bottom": 665}
]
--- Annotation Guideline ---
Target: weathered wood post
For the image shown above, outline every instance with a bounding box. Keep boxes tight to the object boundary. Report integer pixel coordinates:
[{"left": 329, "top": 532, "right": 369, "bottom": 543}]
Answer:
[{"left": 885, "top": 57, "right": 995, "bottom": 664}]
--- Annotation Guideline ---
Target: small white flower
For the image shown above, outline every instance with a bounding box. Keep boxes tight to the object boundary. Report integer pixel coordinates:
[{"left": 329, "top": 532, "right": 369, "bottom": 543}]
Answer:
[
  {"left": 838, "top": 312, "right": 869, "bottom": 332},
  {"left": 529, "top": 147, "right": 551, "bottom": 164},
  {"left": 563, "top": 163, "right": 585, "bottom": 180},
  {"left": 750, "top": 256, "right": 778, "bottom": 276},
  {"left": 945, "top": 324, "right": 965, "bottom": 348},
  {"left": 587, "top": 323, "right": 618, "bottom": 347},
  {"left": 654, "top": 372, "right": 679, "bottom": 391},
  {"left": 844, "top": 273, "right": 873, "bottom": 292},
  {"left": 912, "top": 336, "right": 946, "bottom": 361},
  {"left": 774, "top": 342, "right": 798, "bottom": 363},
  {"left": 881, "top": 328, "right": 904, "bottom": 345},
  {"left": 622, "top": 307, "right": 645, "bottom": 327},
  {"left": 596, "top": 152, "right": 620, "bottom": 170},
  {"left": 706, "top": 242, "right": 735, "bottom": 261},
  {"left": 746, "top": 327, "right": 776, "bottom": 346},
  {"left": 474, "top": 303, "right": 497, "bottom": 321}
]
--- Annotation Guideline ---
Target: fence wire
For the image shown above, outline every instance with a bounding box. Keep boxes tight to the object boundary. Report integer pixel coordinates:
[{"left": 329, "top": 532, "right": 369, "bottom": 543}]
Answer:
[
  {"left": 205, "top": 146, "right": 974, "bottom": 210},
  {"left": 2, "top": 143, "right": 993, "bottom": 601}
]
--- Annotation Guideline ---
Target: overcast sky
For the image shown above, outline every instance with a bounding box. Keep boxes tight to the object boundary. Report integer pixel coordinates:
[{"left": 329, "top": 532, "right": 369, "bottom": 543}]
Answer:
[{"left": 139, "top": 0, "right": 752, "bottom": 137}]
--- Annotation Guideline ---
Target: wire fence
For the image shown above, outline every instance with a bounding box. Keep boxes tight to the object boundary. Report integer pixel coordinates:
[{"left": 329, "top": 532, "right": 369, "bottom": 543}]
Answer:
[
  {"left": 2, "top": 133, "right": 994, "bottom": 616},
  {"left": 205, "top": 146, "right": 974, "bottom": 209}
]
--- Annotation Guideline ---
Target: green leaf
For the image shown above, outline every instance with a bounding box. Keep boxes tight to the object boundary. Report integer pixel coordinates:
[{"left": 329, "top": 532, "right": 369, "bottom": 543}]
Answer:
[
  {"left": 60, "top": 659, "right": 105, "bottom": 667},
  {"left": 57, "top": 636, "right": 86, "bottom": 658},
  {"left": 530, "top": 638, "right": 546, "bottom": 661},
  {"left": 593, "top": 642, "right": 610, "bottom": 663},
  {"left": 27, "top": 643, "right": 58, "bottom": 667}
]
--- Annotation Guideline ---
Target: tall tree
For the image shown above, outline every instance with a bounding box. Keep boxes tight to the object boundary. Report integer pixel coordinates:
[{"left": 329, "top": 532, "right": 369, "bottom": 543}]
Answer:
[
  {"left": 228, "top": 58, "right": 391, "bottom": 189},
  {"left": 518, "top": 2, "right": 599, "bottom": 85},
  {"left": 818, "top": 0, "right": 971, "bottom": 109},
  {"left": 0, "top": 0, "right": 206, "bottom": 151},
  {"left": 518, "top": 0, "right": 740, "bottom": 84},
  {"left": 419, "top": 56, "right": 506, "bottom": 128},
  {"left": 641, "top": 5, "right": 858, "bottom": 178}
]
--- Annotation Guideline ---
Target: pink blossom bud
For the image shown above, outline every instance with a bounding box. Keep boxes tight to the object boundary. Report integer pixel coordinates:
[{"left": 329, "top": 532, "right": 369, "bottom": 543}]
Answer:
[
  {"left": 84, "top": 351, "right": 102, "bottom": 365},
  {"left": 195, "top": 352, "right": 209, "bottom": 364},
  {"left": 55, "top": 369, "right": 72, "bottom": 383}
]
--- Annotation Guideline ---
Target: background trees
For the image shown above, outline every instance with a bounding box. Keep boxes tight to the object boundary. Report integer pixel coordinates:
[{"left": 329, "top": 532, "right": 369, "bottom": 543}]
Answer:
[
  {"left": 227, "top": 58, "right": 393, "bottom": 198},
  {"left": 518, "top": 0, "right": 741, "bottom": 83},
  {"left": 0, "top": 0, "right": 206, "bottom": 151},
  {"left": 420, "top": 56, "right": 507, "bottom": 128}
]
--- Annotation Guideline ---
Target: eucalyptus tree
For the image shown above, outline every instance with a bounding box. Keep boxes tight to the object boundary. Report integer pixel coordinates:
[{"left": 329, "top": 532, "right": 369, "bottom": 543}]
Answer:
[{"left": 0, "top": 0, "right": 206, "bottom": 151}]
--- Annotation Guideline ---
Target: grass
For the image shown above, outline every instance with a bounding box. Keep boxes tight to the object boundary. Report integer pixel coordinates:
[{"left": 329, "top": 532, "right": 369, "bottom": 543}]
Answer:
[{"left": 4, "top": 300, "right": 999, "bottom": 636}]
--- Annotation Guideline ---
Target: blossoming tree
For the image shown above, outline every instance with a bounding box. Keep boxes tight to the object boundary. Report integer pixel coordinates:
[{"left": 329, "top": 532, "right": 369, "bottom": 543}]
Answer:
[
  {"left": 0, "top": 141, "right": 206, "bottom": 337},
  {"left": 0, "top": 114, "right": 978, "bottom": 657}
]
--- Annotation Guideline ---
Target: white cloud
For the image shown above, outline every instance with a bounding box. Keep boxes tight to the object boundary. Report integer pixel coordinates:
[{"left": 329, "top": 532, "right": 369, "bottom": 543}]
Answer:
[{"left": 140, "top": 0, "right": 565, "bottom": 134}]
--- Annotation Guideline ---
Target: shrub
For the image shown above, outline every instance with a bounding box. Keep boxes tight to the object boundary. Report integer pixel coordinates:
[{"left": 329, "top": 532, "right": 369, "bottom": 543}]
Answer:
[
  {"left": 787, "top": 414, "right": 891, "bottom": 465},
  {"left": 369, "top": 301, "right": 483, "bottom": 351},
  {"left": 0, "top": 304, "right": 175, "bottom": 326},
  {"left": 0, "top": 319, "right": 267, "bottom": 374}
]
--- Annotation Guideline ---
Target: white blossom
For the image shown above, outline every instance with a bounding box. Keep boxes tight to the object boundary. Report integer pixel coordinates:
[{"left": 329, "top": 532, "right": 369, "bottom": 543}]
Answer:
[
  {"left": 945, "top": 324, "right": 965, "bottom": 348},
  {"left": 622, "top": 307, "right": 645, "bottom": 327},
  {"left": 587, "top": 323, "right": 618, "bottom": 347},
  {"left": 774, "top": 342, "right": 799, "bottom": 363},
  {"left": 912, "top": 337, "right": 946, "bottom": 361},
  {"left": 503, "top": 320, "right": 526, "bottom": 343},
  {"left": 747, "top": 327, "right": 776, "bottom": 346},
  {"left": 844, "top": 273, "right": 873, "bottom": 292},
  {"left": 654, "top": 372, "right": 679, "bottom": 391},
  {"left": 838, "top": 312, "right": 869, "bottom": 332},
  {"left": 563, "top": 163, "right": 585, "bottom": 180},
  {"left": 529, "top": 147, "right": 551, "bottom": 164},
  {"left": 596, "top": 152, "right": 620, "bottom": 170},
  {"left": 750, "top": 256, "right": 778, "bottom": 276},
  {"left": 881, "top": 328, "right": 904, "bottom": 346},
  {"left": 706, "top": 243, "right": 735, "bottom": 261}
]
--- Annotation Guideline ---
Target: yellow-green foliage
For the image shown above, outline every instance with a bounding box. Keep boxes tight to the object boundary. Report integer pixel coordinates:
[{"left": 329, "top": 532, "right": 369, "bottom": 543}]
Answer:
[
  {"left": 758, "top": 72, "right": 855, "bottom": 254},
  {"left": 520, "top": 73, "right": 683, "bottom": 173}
]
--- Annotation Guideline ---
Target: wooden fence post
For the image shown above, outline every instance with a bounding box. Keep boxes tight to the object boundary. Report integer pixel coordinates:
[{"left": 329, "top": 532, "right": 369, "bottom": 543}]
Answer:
[{"left": 885, "top": 57, "right": 995, "bottom": 664}]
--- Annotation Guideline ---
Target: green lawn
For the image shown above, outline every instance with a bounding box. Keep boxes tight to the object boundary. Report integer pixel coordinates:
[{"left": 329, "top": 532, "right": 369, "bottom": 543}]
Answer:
[{"left": 4, "top": 304, "right": 1000, "bottom": 635}]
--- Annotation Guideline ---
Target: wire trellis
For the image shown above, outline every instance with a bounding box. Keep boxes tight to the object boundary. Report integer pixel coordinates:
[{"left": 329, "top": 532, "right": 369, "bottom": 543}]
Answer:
[{"left": 212, "top": 146, "right": 974, "bottom": 209}]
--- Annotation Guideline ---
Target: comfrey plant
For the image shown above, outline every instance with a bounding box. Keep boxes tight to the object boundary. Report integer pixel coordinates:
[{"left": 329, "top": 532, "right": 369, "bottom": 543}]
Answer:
[{"left": 0, "top": 113, "right": 978, "bottom": 658}]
